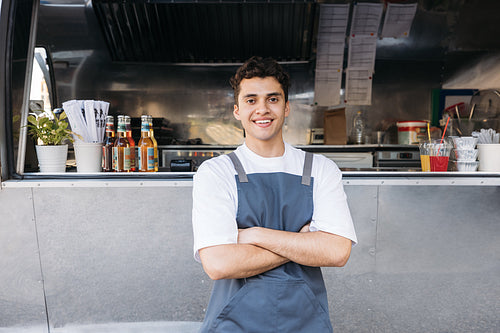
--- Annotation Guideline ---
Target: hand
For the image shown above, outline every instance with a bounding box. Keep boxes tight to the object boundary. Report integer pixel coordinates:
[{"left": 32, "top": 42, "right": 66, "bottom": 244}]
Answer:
[
  {"left": 300, "top": 223, "right": 311, "bottom": 233},
  {"left": 238, "top": 227, "right": 261, "bottom": 245},
  {"left": 239, "top": 224, "right": 309, "bottom": 245}
]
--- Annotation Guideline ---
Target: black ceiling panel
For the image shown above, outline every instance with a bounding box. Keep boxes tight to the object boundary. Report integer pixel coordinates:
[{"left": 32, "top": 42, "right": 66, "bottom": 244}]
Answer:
[{"left": 92, "top": 0, "right": 318, "bottom": 63}]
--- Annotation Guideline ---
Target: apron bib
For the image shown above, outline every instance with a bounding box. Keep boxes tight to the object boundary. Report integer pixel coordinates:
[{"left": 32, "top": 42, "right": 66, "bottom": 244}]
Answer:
[{"left": 200, "top": 151, "right": 333, "bottom": 333}]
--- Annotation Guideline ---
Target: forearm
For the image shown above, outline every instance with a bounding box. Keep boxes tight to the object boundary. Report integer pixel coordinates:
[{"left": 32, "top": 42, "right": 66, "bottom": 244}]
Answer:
[
  {"left": 199, "top": 243, "right": 289, "bottom": 280},
  {"left": 240, "top": 227, "right": 352, "bottom": 267}
]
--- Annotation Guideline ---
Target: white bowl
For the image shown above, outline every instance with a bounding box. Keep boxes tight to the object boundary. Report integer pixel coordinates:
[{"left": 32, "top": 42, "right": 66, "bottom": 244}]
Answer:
[
  {"left": 452, "top": 137, "right": 478, "bottom": 150},
  {"left": 455, "top": 161, "right": 479, "bottom": 172},
  {"left": 454, "top": 149, "right": 478, "bottom": 161}
]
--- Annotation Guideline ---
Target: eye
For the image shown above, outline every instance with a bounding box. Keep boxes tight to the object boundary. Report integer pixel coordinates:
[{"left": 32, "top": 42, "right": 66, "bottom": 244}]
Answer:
[
  {"left": 245, "top": 98, "right": 255, "bottom": 104},
  {"left": 268, "top": 97, "right": 279, "bottom": 103}
]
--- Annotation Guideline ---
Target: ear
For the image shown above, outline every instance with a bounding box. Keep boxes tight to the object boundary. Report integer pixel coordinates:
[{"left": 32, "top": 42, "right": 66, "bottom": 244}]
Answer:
[
  {"left": 284, "top": 101, "right": 290, "bottom": 118},
  {"left": 233, "top": 104, "right": 241, "bottom": 120}
]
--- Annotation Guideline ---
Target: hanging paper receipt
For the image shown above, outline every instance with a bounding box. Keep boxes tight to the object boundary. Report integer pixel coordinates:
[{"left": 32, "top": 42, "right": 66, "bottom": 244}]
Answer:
[
  {"left": 350, "top": 3, "right": 383, "bottom": 37},
  {"left": 348, "top": 36, "right": 377, "bottom": 71},
  {"left": 381, "top": 3, "right": 418, "bottom": 38},
  {"left": 315, "top": 69, "right": 343, "bottom": 106},
  {"left": 314, "top": 4, "right": 350, "bottom": 106},
  {"left": 318, "top": 4, "right": 350, "bottom": 39},
  {"left": 346, "top": 69, "right": 373, "bottom": 105}
]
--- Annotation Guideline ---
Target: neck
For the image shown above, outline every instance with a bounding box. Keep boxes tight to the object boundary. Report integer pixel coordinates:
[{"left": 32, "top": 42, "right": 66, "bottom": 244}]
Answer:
[{"left": 245, "top": 138, "right": 285, "bottom": 158}]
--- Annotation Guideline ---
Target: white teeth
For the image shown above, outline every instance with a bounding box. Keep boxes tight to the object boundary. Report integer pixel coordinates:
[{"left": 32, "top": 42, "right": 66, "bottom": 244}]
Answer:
[{"left": 255, "top": 120, "right": 271, "bottom": 124}]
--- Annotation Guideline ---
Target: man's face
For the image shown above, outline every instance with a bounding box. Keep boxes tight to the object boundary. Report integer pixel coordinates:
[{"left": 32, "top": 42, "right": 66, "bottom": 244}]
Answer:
[{"left": 233, "top": 77, "right": 290, "bottom": 148}]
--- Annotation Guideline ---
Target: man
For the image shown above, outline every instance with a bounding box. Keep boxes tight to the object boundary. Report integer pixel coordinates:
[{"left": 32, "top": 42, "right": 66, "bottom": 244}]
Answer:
[{"left": 192, "top": 56, "right": 357, "bottom": 332}]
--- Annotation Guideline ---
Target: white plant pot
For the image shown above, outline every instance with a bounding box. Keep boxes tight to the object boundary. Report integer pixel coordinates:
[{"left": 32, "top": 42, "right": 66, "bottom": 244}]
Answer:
[{"left": 35, "top": 145, "right": 68, "bottom": 173}]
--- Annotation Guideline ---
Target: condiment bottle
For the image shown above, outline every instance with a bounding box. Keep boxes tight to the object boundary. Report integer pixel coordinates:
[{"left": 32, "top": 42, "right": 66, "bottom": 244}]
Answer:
[
  {"left": 138, "top": 115, "right": 155, "bottom": 172},
  {"left": 148, "top": 115, "right": 158, "bottom": 172},
  {"left": 113, "top": 115, "right": 131, "bottom": 172},
  {"left": 353, "top": 111, "right": 365, "bottom": 144},
  {"left": 124, "top": 115, "right": 136, "bottom": 171},
  {"left": 102, "top": 115, "right": 115, "bottom": 172}
]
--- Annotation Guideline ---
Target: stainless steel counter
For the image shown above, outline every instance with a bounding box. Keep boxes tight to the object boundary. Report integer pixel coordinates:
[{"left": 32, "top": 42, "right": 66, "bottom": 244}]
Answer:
[
  {"left": 1, "top": 176, "right": 498, "bottom": 333},
  {"left": 6, "top": 170, "right": 500, "bottom": 188}
]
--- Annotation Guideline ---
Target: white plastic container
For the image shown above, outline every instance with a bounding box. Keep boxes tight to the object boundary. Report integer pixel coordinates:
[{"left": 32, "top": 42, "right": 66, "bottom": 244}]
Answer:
[
  {"left": 452, "top": 136, "right": 478, "bottom": 150},
  {"left": 74, "top": 142, "right": 103, "bottom": 172},
  {"left": 454, "top": 149, "right": 479, "bottom": 161},
  {"left": 397, "top": 121, "right": 428, "bottom": 145},
  {"left": 477, "top": 144, "right": 500, "bottom": 171},
  {"left": 455, "top": 161, "right": 479, "bottom": 172}
]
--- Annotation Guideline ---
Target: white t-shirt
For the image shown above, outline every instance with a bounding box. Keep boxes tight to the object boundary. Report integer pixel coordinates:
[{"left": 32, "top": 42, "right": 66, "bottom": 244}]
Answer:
[{"left": 192, "top": 142, "right": 357, "bottom": 262}]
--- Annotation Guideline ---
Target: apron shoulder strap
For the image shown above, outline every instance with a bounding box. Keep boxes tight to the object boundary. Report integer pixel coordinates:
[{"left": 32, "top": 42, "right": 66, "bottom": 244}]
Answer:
[
  {"left": 227, "top": 152, "right": 248, "bottom": 183},
  {"left": 301, "top": 152, "right": 313, "bottom": 186},
  {"left": 228, "top": 151, "right": 312, "bottom": 185}
]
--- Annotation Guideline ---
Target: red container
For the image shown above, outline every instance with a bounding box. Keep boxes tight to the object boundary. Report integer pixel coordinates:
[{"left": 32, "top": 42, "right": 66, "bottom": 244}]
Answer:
[{"left": 430, "top": 156, "right": 449, "bottom": 171}]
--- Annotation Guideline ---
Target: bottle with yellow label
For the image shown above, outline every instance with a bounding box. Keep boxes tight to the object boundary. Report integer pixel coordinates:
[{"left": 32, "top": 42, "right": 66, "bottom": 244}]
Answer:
[
  {"left": 113, "top": 115, "right": 131, "bottom": 172},
  {"left": 148, "top": 115, "right": 159, "bottom": 172},
  {"left": 124, "top": 115, "right": 136, "bottom": 171},
  {"left": 102, "top": 115, "right": 115, "bottom": 172},
  {"left": 138, "top": 115, "right": 155, "bottom": 172}
]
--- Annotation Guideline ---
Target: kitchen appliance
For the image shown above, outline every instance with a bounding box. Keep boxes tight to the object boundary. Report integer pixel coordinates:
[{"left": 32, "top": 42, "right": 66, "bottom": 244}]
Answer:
[
  {"left": 321, "top": 152, "right": 373, "bottom": 169},
  {"left": 374, "top": 150, "right": 421, "bottom": 169},
  {"left": 308, "top": 128, "right": 324, "bottom": 145},
  {"left": 170, "top": 159, "right": 194, "bottom": 172},
  {"left": 161, "top": 147, "right": 234, "bottom": 172}
]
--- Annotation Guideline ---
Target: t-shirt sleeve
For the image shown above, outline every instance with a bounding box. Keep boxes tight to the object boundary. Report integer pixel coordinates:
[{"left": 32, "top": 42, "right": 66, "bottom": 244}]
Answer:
[
  {"left": 192, "top": 158, "right": 239, "bottom": 262},
  {"left": 309, "top": 156, "right": 358, "bottom": 245}
]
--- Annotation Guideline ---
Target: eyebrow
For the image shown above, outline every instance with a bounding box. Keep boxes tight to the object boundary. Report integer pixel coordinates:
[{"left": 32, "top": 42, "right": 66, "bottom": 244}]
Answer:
[{"left": 242, "top": 92, "right": 283, "bottom": 99}]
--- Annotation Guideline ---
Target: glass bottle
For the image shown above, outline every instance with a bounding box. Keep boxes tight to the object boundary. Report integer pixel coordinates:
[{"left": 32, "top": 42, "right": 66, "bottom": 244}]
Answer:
[
  {"left": 353, "top": 110, "right": 365, "bottom": 144},
  {"left": 138, "top": 115, "right": 155, "bottom": 172},
  {"left": 113, "top": 115, "right": 131, "bottom": 172},
  {"left": 124, "top": 115, "right": 136, "bottom": 171},
  {"left": 148, "top": 115, "right": 159, "bottom": 171},
  {"left": 102, "top": 115, "right": 115, "bottom": 172}
]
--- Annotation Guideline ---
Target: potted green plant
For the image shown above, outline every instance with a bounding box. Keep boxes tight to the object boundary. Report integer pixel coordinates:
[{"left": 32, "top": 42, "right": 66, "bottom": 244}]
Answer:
[{"left": 26, "top": 109, "right": 74, "bottom": 172}]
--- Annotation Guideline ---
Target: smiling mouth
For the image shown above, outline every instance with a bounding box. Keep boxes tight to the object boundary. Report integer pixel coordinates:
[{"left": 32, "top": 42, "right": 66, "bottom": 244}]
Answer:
[{"left": 254, "top": 119, "right": 272, "bottom": 124}]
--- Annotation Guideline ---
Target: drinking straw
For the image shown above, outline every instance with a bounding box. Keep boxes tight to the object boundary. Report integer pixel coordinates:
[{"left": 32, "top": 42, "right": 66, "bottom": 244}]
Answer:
[
  {"left": 468, "top": 104, "right": 475, "bottom": 120},
  {"left": 437, "top": 116, "right": 450, "bottom": 155},
  {"left": 427, "top": 122, "right": 431, "bottom": 141},
  {"left": 455, "top": 105, "right": 461, "bottom": 124},
  {"left": 440, "top": 116, "right": 450, "bottom": 144}
]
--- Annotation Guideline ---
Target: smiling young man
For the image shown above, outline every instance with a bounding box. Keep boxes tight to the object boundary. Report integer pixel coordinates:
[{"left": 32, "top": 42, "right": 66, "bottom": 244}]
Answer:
[{"left": 192, "top": 56, "right": 357, "bottom": 332}]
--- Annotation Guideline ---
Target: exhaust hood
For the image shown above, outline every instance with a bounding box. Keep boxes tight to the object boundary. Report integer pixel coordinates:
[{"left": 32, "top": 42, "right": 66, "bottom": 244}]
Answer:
[{"left": 91, "top": 0, "right": 318, "bottom": 64}]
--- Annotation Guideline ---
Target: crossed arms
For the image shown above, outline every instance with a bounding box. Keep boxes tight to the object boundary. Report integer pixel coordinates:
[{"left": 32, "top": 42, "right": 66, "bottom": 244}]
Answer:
[{"left": 199, "top": 224, "right": 352, "bottom": 280}]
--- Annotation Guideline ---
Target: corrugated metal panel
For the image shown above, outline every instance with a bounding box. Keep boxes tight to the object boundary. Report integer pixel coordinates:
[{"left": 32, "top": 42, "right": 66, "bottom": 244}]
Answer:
[{"left": 92, "top": 0, "right": 317, "bottom": 63}]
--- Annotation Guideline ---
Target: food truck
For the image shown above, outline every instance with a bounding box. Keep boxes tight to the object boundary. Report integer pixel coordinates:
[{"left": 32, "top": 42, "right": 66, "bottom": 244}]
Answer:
[{"left": 1, "top": 1, "right": 499, "bottom": 332}]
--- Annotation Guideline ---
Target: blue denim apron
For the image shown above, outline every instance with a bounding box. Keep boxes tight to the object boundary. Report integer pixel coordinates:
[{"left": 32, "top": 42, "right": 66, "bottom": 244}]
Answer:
[{"left": 199, "top": 151, "right": 333, "bottom": 333}]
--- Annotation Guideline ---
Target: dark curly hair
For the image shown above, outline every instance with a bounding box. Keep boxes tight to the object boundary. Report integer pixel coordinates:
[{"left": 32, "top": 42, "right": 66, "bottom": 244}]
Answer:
[{"left": 230, "top": 56, "right": 290, "bottom": 105}]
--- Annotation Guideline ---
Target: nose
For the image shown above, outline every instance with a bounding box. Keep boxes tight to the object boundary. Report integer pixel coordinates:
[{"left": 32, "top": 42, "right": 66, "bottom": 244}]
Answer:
[{"left": 255, "top": 99, "right": 268, "bottom": 114}]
